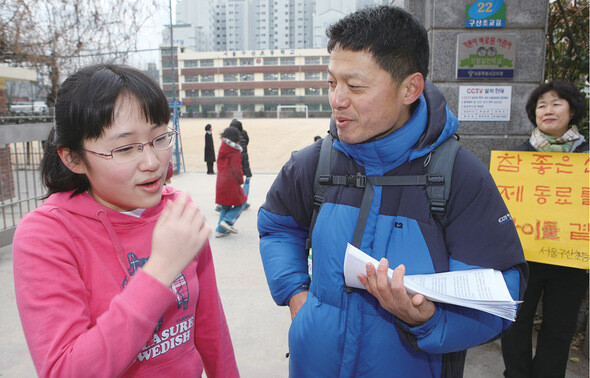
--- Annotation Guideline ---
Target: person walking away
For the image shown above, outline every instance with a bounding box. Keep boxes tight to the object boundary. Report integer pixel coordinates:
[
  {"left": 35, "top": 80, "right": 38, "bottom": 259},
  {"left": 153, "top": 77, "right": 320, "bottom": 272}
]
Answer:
[
  {"left": 215, "top": 126, "right": 247, "bottom": 237},
  {"left": 501, "top": 80, "right": 589, "bottom": 378},
  {"left": 257, "top": 6, "right": 527, "bottom": 377},
  {"left": 230, "top": 119, "right": 252, "bottom": 209},
  {"left": 12, "top": 64, "right": 238, "bottom": 377},
  {"left": 204, "top": 124, "right": 216, "bottom": 174}
]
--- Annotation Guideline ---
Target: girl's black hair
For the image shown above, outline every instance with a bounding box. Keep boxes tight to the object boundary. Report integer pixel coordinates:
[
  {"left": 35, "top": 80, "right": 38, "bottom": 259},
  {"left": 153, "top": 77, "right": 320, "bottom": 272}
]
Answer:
[
  {"left": 221, "top": 126, "right": 241, "bottom": 143},
  {"left": 42, "top": 64, "right": 170, "bottom": 197},
  {"left": 525, "top": 80, "right": 587, "bottom": 127}
]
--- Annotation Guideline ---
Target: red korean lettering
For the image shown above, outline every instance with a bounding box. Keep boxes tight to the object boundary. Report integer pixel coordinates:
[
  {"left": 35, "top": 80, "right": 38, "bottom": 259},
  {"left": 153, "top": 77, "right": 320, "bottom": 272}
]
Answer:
[
  {"left": 555, "top": 186, "right": 572, "bottom": 205},
  {"left": 569, "top": 223, "right": 589, "bottom": 241},
  {"left": 496, "top": 152, "right": 522, "bottom": 173},
  {"left": 534, "top": 185, "right": 551, "bottom": 204}
]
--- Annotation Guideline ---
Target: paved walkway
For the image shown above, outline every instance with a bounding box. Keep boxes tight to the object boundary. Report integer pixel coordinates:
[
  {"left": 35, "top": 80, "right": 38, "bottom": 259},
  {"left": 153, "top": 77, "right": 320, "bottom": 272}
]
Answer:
[{"left": 1, "top": 172, "right": 587, "bottom": 377}]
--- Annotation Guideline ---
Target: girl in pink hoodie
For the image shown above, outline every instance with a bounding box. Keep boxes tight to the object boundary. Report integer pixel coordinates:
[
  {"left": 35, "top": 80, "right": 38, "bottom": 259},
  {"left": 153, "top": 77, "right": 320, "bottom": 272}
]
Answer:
[{"left": 12, "top": 64, "right": 239, "bottom": 377}]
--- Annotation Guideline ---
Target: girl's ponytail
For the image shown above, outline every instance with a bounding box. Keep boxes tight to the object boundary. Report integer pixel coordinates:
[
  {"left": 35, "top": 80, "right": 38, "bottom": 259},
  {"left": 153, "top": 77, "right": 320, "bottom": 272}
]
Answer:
[{"left": 40, "top": 128, "right": 89, "bottom": 197}]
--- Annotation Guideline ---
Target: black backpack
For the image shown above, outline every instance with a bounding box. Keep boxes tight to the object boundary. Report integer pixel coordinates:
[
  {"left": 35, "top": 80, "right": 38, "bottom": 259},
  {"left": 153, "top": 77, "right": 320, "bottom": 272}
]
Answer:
[{"left": 306, "top": 133, "right": 461, "bottom": 252}]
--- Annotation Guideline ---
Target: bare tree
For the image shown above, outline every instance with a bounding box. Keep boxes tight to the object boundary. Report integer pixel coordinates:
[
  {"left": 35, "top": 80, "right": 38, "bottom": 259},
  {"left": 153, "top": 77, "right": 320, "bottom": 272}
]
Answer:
[{"left": 0, "top": 0, "right": 162, "bottom": 106}]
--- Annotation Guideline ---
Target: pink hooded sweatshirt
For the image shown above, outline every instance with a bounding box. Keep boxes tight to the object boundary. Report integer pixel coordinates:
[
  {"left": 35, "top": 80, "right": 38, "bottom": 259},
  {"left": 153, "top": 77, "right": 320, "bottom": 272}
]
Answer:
[{"left": 13, "top": 186, "right": 239, "bottom": 377}]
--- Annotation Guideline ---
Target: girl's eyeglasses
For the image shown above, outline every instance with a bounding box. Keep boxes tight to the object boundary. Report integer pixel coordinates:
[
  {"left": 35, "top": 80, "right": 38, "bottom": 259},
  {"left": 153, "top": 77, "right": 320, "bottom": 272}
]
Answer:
[{"left": 82, "top": 129, "right": 178, "bottom": 164}]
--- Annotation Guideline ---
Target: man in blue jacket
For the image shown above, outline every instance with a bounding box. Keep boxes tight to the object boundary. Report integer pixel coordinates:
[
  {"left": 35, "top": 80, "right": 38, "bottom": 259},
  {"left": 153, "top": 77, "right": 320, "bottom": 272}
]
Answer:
[{"left": 258, "top": 6, "right": 527, "bottom": 377}]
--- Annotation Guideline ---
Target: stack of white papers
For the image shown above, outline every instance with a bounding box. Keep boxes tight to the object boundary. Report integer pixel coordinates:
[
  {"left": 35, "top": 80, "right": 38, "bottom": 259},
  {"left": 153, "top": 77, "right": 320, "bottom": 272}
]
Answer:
[{"left": 343, "top": 243, "right": 520, "bottom": 321}]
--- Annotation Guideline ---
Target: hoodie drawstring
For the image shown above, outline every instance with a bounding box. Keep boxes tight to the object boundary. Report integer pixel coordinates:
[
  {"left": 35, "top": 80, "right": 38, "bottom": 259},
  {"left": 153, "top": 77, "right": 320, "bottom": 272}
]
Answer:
[{"left": 97, "top": 210, "right": 133, "bottom": 284}]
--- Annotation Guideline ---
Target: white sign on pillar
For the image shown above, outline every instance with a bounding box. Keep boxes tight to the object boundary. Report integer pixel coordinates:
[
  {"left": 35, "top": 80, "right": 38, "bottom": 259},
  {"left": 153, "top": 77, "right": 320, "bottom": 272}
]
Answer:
[{"left": 458, "top": 86, "right": 512, "bottom": 121}]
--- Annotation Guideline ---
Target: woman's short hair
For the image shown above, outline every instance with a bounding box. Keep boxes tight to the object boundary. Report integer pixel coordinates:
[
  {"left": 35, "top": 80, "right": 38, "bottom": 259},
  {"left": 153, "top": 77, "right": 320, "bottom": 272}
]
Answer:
[
  {"left": 205, "top": 124, "right": 212, "bottom": 131},
  {"left": 525, "top": 80, "right": 587, "bottom": 126}
]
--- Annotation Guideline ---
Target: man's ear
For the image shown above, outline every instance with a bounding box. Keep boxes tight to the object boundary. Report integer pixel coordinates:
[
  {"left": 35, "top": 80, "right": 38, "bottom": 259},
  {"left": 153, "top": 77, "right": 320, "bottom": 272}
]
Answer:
[
  {"left": 57, "top": 148, "right": 86, "bottom": 175},
  {"left": 401, "top": 73, "right": 425, "bottom": 106}
]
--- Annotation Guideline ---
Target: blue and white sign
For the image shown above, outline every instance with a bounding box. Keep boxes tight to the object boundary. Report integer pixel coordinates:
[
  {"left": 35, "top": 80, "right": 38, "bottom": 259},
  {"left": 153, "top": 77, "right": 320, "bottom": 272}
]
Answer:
[{"left": 466, "top": 0, "right": 506, "bottom": 28}]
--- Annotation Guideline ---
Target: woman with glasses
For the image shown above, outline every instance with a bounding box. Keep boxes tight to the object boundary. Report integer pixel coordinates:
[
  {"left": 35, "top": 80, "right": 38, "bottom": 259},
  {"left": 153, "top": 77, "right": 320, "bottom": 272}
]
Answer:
[{"left": 12, "top": 64, "right": 238, "bottom": 377}]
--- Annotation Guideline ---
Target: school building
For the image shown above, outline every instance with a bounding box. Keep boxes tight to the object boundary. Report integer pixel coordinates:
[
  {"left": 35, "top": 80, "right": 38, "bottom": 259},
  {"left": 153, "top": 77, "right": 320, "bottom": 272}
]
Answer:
[{"left": 160, "top": 47, "right": 331, "bottom": 118}]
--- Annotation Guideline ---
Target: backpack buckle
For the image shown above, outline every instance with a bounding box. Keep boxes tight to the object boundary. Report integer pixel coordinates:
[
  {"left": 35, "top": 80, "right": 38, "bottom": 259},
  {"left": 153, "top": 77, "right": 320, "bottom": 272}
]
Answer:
[
  {"left": 427, "top": 174, "right": 444, "bottom": 186},
  {"left": 312, "top": 194, "right": 324, "bottom": 209},
  {"left": 346, "top": 173, "right": 366, "bottom": 188},
  {"left": 318, "top": 175, "right": 332, "bottom": 185},
  {"left": 430, "top": 199, "right": 446, "bottom": 219}
]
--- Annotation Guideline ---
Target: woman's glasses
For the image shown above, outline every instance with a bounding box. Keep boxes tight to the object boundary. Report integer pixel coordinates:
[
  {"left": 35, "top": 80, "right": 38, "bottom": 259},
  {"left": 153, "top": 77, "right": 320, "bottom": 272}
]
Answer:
[{"left": 83, "top": 129, "right": 178, "bottom": 164}]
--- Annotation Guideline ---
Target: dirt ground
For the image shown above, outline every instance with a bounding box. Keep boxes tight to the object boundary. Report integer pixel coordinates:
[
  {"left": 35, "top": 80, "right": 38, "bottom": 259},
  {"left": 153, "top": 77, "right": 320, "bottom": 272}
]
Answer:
[{"left": 176, "top": 117, "right": 329, "bottom": 174}]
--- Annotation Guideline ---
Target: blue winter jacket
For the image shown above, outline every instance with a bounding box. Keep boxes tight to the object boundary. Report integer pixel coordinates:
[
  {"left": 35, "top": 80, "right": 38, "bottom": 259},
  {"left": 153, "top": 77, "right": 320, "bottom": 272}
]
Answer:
[{"left": 258, "top": 82, "right": 528, "bottom": 377}]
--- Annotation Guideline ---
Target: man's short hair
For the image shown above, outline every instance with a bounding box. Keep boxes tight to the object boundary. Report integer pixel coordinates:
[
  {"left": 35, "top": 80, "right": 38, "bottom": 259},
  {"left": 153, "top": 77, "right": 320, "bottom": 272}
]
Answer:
[{"left": 326, "top": 6, "right": 429, "bottom": 84}]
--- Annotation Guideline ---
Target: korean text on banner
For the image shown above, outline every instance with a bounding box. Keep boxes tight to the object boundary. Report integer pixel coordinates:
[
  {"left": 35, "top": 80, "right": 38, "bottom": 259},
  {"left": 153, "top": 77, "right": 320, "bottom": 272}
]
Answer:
[{"left": 490, "top": 151, "right": 589, "bottom": 269}]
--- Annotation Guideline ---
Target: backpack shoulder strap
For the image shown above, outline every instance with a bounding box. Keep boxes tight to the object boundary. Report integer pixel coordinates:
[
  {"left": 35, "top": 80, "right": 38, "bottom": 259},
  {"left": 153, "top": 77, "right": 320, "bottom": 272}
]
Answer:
[
  {"left": 306, "top": 134, "right": 335, "bottom": 250},
  {"left": 424, "top": 136, "right": 461, "bottom": 228}
]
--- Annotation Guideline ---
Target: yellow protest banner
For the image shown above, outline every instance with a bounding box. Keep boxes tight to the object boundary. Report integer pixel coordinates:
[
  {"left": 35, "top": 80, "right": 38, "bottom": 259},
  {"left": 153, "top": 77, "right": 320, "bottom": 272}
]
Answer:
[{"left": 490, "top": 151, "right": 589, "bottom": 269}]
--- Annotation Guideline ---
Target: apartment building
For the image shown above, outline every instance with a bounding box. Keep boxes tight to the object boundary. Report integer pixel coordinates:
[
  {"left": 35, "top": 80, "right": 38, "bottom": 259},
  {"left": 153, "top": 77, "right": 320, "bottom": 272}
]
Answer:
[{"left": 161, "top": 46, "right": 331, "bottom": 118}]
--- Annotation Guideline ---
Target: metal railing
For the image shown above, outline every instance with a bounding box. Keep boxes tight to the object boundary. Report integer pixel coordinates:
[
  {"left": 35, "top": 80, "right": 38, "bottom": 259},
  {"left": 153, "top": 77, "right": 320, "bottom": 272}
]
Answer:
[{"left": 0, "top": 121, "right": 53, "bottom": 246}]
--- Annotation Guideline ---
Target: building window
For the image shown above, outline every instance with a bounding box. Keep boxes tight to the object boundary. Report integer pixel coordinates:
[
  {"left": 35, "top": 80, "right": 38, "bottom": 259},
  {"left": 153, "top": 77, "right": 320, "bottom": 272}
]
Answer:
[
  {"left": 264, "top": 103, "right": 278, "bottom": 111},
  {"left": 281, "top": 57, "right": 295, "bottom": 65},
  {"left": 224, "top": 59, "right": 237, "bottom": 66},
  {"left": 240, "top": 58, "right": 254, "bottom": 66},
  {"left": 264, "top": 57, "right": 278, "bottom": 65},
  {"left": 263, "top": 73, "right": 278, "bottom": 81},
  {"left": 322, "top": 103, "right": 332, "bottom": 111},
  {"left": 185, "top": 89, "right": 199, "bottom": 97},
  {"left": 162, "top": 60, "right": 177, "bottom": 68},
  {"left": 240, "top": 73, "right": 254, "bottom": 81},
  {"left": 201, "top": 74, "right": 214, "bottom": 82},
  {"left": 305, "top": 88, "right": 321, "bottom": 96},
  {"left": 306, "top": 104, "right": 321, "bottom": 111},
  {"left": 281, "top": 88, "right": 295, "bottom": 96},
  {"left": 164, "top": 90, "right": 179, "bottom": 98},
  {"left": 202, "top": 104, "right": 215, "bottom": 112},
  {"left": 224, "top": 74, "right": 238, "bottom": 82},
  {"left": 200, "top": 59, "right": 214, "bottom": 67},
  {"left": 242, "top": 104, "right": 255, "bottom": 111},
  {"left": 240, "top": 89, "right": 255, "bottom": 96},
  {"left": 280, "top": 72, "right": 295, "bottom": 80},
  {"left": 322, "top": 87, "right": 329, "bottom": 95},
  {"left": 305, "top": 57, "right": 321, "bottom": 65},
  {"left": 322, "top": 56, "right": 330, "bottom": 64},
  {"left": 202, "top": 89, "right": 215, "bottom": 97},
  {"left": 162, "top": 76, "right": 176, "bottom": 83},
  {"left": 184, "top": 60, "right": 199, "bottom": 67},
  {"left": 305, "top": 72, "right": 321, "bottom": 80},
  {"left": 185, "top": 75, "right": 199, "bottom": 83},
  {"left": 224, "top": 104, "right": 238, "bottom": 111},
  {"left": 224, "top": 89, "right": 238, "bottom": 96},
  {"left": 264, "top": 88, "right": 279, "bottom": 96}
]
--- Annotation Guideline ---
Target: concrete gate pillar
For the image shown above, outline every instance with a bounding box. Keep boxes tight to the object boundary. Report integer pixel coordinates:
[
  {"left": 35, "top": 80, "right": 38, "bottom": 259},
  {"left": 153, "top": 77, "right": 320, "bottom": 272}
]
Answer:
[{"left": 397, "top": 0, "right": 549, "bottom": 166}]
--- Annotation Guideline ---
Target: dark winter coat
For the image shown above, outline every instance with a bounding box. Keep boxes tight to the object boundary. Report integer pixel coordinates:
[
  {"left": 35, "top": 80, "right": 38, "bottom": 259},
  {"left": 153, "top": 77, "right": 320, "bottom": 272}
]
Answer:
[
  {"left": 239, "top": 130, "right": 252, "bottom": 178},
  {"left": 258, "top": 81, "right": 527, "bottom": 377},
  {"left": 204, "top": 131, "right": 216, "bottom": 163},
  {"left": 215, "top": 140, "right": 246, "bottom": 206}
]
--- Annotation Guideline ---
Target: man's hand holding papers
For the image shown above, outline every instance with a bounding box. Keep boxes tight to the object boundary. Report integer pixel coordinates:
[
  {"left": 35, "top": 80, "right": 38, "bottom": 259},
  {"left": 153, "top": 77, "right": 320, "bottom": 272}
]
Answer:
[{"left": 345, "top": 243, "right": 520, "bottom": 321}]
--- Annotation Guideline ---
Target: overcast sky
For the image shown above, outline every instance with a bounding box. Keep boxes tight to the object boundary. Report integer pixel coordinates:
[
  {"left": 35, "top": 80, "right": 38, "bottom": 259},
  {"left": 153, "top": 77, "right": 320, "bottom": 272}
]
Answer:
[{"left": 130, "top": 1, "right": 176, "bottom": 69}]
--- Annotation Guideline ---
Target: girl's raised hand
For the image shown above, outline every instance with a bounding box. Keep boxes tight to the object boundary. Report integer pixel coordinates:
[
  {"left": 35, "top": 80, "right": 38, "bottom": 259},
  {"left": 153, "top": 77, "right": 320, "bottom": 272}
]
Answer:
[{"left": 143, "top": 193, "right": 211, "bottom": 286}]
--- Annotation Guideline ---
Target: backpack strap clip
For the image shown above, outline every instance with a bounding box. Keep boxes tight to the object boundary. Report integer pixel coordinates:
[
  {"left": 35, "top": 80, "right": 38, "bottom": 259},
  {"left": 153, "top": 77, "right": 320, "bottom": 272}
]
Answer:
[
  {"left": 347, "top": 173, "right": 366, "bottom": 188},
  {"left": 426, "top": 174, "right": 445, "bottom": 186},
  {"left": 430, "top": 199, "right": 447, "bottom": 219}
]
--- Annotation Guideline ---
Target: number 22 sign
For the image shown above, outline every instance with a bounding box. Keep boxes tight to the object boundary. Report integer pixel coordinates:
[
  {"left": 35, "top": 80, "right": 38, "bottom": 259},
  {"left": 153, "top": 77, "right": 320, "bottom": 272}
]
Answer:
[{"left": 466, "top": 0, "right": 506, "bottom": 28}]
